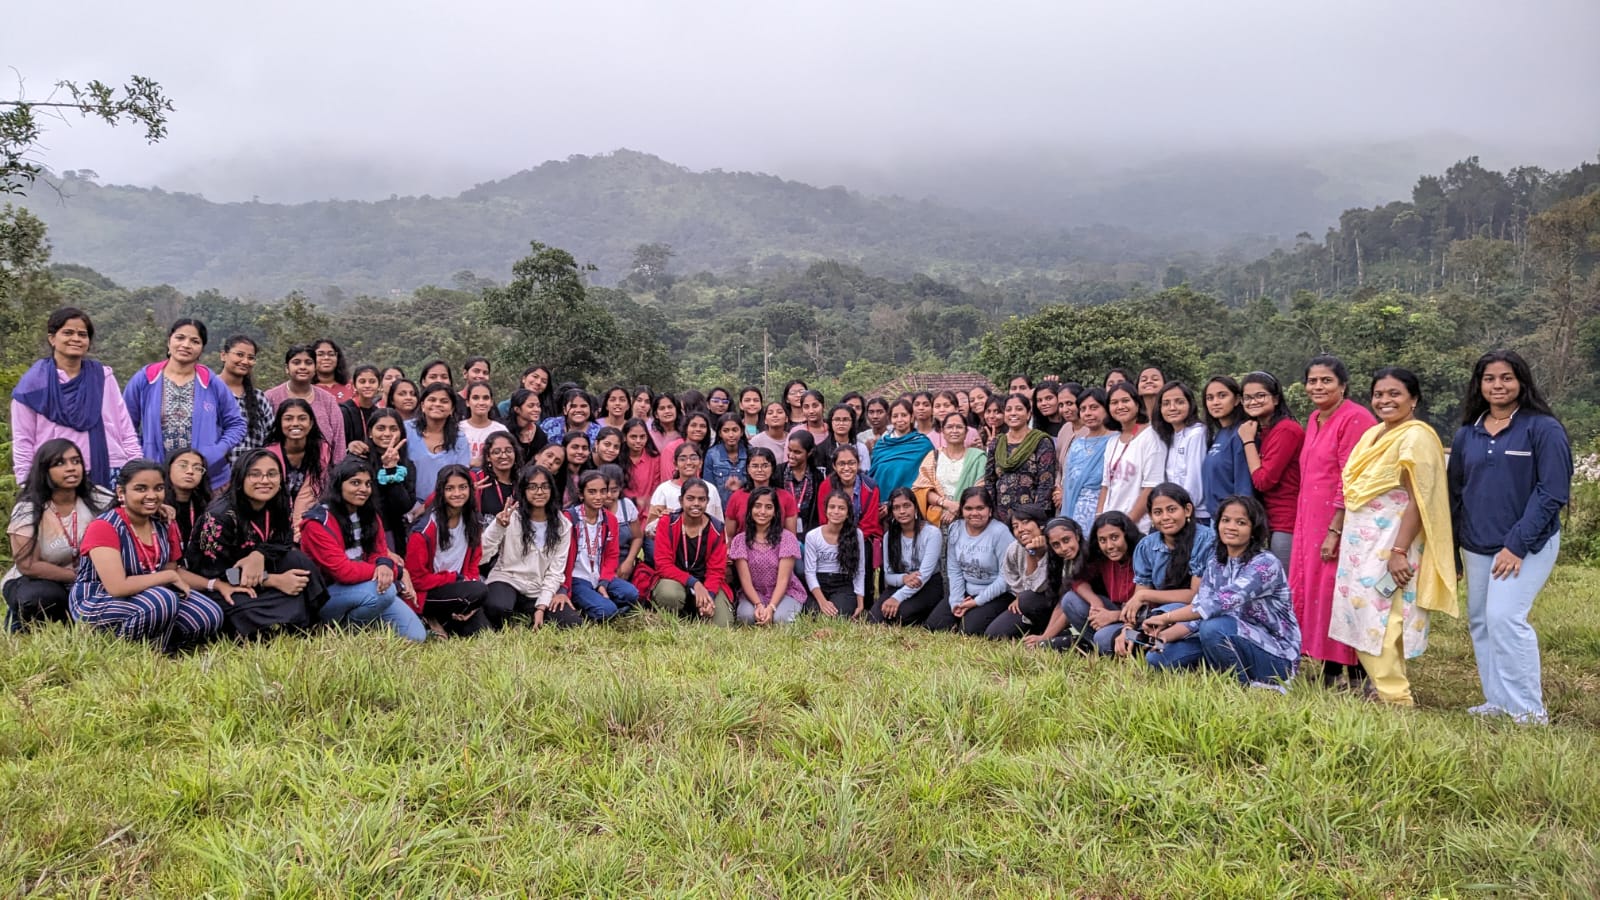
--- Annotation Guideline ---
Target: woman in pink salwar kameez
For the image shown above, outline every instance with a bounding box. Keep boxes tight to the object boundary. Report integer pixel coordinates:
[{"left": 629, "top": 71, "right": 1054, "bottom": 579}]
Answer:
[{"left": 1289, "top": 356, "right": 1376, "bottom": 689}]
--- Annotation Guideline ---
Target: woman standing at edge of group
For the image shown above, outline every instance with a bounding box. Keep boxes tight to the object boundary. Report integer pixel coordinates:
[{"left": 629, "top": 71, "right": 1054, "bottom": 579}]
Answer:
[
  {"left": 11, "top": 307, "right": 142, "bottom": 489},
  {"left": 218, "top": 335, "right": 275, "bottom": 470},
  {"left": 985, "top": 392, "right": 1057, "bottom": 526},
  {"left": 1289, "top": 355, "right": 1376, "bottom": 690},
  {"left": 123, "top": 318, "right": 247, "bottom": 490},
  {"left": 1329, "top": 367, "right": 1457, "bottom": 707},
  {"left": 263, "top": 344, "right": 347, "bottom": 467},
  {"left": 871, "top": 398, "right": 935, "bottom": 500},
  {"left": 1236, "top": 371, "right": 1302, "bottom": 564},
  {"left": 4, "top": 439, "right": 110, "bottom": 630},
  {"left": 1449, "top": 350, "right": 1571, "bottom": 725}
]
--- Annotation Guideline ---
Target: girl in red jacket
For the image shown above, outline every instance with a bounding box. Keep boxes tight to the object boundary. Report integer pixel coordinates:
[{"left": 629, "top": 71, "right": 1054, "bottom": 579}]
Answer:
[
  {"left": 563, "top": 470, "right": 641, "bottom": 621},
  {"left": 405, "top": 464, "right": 489, "bottom": 638},
  {"left": 650, "top": 478, "right": 733, "bottom": 626},
  {"left": 299, "top": 459, "right": 426, "bottom": 641}
]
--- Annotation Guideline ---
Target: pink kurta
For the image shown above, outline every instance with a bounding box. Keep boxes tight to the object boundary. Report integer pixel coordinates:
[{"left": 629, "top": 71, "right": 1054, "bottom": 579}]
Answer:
[{"left": 1289, "top": 399, "right": 1376, "bottom": 664}]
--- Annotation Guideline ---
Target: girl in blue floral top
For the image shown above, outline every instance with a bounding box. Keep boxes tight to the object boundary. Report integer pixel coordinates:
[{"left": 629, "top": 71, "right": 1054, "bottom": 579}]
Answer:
[{"left": 1143, "top": 494, "right": 1301, "bottom": 687}]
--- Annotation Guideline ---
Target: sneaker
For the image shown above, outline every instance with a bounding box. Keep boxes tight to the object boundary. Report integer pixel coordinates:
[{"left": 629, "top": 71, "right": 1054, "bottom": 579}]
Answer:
[
  {"left": 1248, "top": 681, "right": 1288, "bottom": 694},
  {"left": 1467, "top": 703, "right": 1508, "bottom": 718},
  {"left": 1511, "top": 710, "right": 1550, "bottom": 727}
]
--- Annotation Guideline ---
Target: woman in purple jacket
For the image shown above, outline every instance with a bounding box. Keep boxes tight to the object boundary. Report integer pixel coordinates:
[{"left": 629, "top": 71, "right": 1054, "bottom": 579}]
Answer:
[{"left": 122, "top": 318, "right": 247, "bottom": 491}]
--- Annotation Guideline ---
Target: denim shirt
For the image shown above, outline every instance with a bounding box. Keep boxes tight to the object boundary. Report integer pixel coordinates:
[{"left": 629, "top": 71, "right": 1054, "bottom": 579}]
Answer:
[
  {"left": 705, "top": 443, "right": 748, "bottom": 489},
  {"left": 1131, "top": 526, "right": 1217, "bottom": 588}
]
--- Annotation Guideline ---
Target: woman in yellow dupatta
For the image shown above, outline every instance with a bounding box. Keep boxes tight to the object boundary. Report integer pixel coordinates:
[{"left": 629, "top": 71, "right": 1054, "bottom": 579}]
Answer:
[{"left": 1330, "top": 367, "right": 1458, "bottom": 706}]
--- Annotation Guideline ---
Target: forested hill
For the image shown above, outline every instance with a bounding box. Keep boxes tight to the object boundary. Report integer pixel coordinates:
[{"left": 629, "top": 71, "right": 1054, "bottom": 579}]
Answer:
[{"left": 21, "top": 150, "right": 1206, "bottom": 297}]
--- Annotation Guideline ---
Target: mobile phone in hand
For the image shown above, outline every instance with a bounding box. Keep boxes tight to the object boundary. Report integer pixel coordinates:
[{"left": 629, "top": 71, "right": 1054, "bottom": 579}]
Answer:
[
  {"left": 1373, "top": 571, "right": 1398, "bottom": 598},
  {"left": 225, "top": 567, "right": 243, "bottom": 586}
]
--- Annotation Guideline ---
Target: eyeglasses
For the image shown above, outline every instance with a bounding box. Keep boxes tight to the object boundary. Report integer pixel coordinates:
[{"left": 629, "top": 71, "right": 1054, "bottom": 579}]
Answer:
[
  {"left": 1242, "top": 393, "right": 1271, "bottom": 403},
  {"left": 488, "top": 447, "right": 517, "bottom": 456},
  {"left": 527, "top": 484, "right": 552, "bottom": 493},
  {"left": 243, "top": 470, "right": 279, "bottom": 481},
  {"left": 172, "top": 460, "right": 207, "bottom": 473}
]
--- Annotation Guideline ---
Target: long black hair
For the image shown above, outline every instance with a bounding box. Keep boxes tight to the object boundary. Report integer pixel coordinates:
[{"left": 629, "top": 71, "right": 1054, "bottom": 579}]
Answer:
[
  {"left": 1043, "top": 515, "right": 1087, "bottom": 599},
  {"left": 821, "top": 489, "right": 860, "bottom": 578},
  {"left": 652, "top": 392, "right": 683, "bottom": 436},
  {"left": 1212, "top": 494, "right": 1270, "bottom": 565},
  {"left": 414, "top": 382, "right": 462, "bottom": 450},
  {"left": 741, "top": 486, "right": 785, "bottom": 548},
  {"left": 224, "top": 448, "right": 291, "bottom": 537},
  {"left": 515, "top": 464, "right": 565, "bottom": 555},
  {"left": 222, "top": 334, "right": 264, "bottom": 439},
  {"left": 364, "top": 408, "right": 412, "bottom": 469},
  {"left": 1147, "top": 482, "right": 1198, "bottom": 591},
  {"left": 13, "top": 437, "right": 106, "bottom": 562},
  {"left": 622, "top": 417, "right": 659, "bottom": 464},
  {"left": 882, "top": 486, "right": 926, "bottom": 576},
  {"left": 1460, "top": 349, "right": 1558, "bottom": 425},
  {"left": 311, "top": 338, "right": 349, "bottom": 385},
  {"left": 319, "top": 458, "right": 381, "bottom": 555},
  {"left": 422, "top": 463, "right": 482, "bottom": 553},
  {"left": 267, "top": 398, "right": 328, "bottom": 491},
  {"left": 1151, "top": 381, "right": 1200, "bottom": 447},
  {"left": 1201, "top": 376, "right": 1241, "bottom": 438}
]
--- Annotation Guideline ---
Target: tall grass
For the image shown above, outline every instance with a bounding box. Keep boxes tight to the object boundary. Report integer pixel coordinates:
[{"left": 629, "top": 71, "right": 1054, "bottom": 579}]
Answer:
[{"left": 3, "top": 568, "right": 1599, "bottom": 896}]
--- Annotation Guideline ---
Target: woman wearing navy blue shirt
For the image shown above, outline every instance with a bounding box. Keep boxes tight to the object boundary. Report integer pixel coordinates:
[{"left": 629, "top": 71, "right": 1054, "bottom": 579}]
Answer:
[{"left": 1448, "top": 350, "right": 1572, "bottom": 726}]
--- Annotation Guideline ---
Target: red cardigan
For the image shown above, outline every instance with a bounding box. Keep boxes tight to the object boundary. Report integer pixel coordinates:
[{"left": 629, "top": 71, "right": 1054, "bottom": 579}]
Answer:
[
  {"left": 562, "top": 505, "right": 620, "bottom": 590},
  {"left": 1251, "top": 419, "right": 1305, "bottom": 533},
  {"left": 653, "top": 511, "right": 727, "bottom": 596},
  {"left": 300, "top": 505, "right": 396, "bottom": 585},
  {"left": 404, "top": 516, "right": 484, "bottom": 612}
]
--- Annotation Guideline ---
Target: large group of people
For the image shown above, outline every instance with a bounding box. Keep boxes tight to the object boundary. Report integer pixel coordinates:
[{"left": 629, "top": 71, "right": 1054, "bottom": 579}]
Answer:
[{"left": 3, "top": 307, "right": 1575, "bottom": 724}]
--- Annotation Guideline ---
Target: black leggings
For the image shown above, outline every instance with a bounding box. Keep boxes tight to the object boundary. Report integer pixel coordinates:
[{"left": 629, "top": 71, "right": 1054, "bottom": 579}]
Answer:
[
  {"left": 483, "top": 582, "right": 583, "bottom": 629},
  {"left": 982, "top": 589, "right": 1056, "bottom": 640},
  {"left": 869, "top": 572, "right": 945, "bottom": 626},
  {"left": 924, "top": 592, "right": 1013, "bottom": 635},
  {"left": 3, "top": 575, "right": 70, "bottom": 632},
  {"left": 422, "top": 580, "right": 491, "bottom": 636},
  {"left": 804, "top": 572, "right": 862, "bottom": 618}
]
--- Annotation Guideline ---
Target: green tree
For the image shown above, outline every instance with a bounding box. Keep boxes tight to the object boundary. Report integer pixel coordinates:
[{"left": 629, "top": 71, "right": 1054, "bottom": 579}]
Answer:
[
  {"left": 975, "top": 304, "right": 1201, "bottom": 389},
  {"left": 2, "top": 76, "right": 173, "bottom": 194},
  {"left": 0, "top": 205, "right": 61, "bottom": 368}
]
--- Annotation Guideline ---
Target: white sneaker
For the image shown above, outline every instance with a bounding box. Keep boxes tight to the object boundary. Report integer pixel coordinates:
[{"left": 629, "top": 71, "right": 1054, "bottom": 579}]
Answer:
[
  {"left": 1511, "top": 710, "right": 1550, "bottom": 727},
  {"left": 1467, "top": 703, "right": 1507, "bottom": 718},
  {"left": 1248, "top": 681, "right": 1288, "bottom": 694}
]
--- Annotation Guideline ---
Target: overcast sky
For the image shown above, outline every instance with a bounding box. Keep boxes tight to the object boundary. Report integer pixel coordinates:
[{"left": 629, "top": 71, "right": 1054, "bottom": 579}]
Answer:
[{"left": 7, "top": 0, "right": 1598, "bottom": 201}]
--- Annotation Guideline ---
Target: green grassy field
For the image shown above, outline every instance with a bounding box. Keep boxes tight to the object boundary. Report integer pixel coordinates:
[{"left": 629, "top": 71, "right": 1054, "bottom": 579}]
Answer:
[{"left": 4, "top": 568, "right": 1599, "bottom": 897}]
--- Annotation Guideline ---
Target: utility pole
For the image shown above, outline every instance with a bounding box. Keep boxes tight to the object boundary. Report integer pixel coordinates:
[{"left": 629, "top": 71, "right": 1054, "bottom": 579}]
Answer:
[{"left": 762, "top": 329, "right": 770, "bottom": 395}]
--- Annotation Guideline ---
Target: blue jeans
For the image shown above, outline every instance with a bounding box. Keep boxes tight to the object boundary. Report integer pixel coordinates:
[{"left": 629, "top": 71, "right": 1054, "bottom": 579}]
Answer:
[
  {"left": 1199, "top": 615, "right": 1295, "bottom": 684},
  {"left": 1464, "top": 534, "right": 1559, "bottom": 718},
  {"left": 569, "top": 578, "right": 640, "bottom": 621},
  {"left": 1144, "top": 602, "right": 1203, "bottom": 670},
  {"left": 321, "top": 580, "right": 427, "bottom": 642},
  {"left": 1063, "top": 593, "right": 1123, "bottom": 654}
]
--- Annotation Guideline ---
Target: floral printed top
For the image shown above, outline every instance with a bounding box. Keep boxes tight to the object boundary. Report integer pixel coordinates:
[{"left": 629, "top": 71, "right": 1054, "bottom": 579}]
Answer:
[
  {"left": 984, "top": 433, "right": 1056, "bottom": 526},
  {"left": 1192, "top": 550, "right": 1301, "bottom": 663}
]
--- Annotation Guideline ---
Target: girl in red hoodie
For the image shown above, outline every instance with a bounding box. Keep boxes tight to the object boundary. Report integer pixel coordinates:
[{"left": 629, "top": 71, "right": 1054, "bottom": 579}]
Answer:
[
  {"left": 405, "top": 464, "right": 489, "bottom": 638},
  {"left": 650, "top": 478, "right": 733, "bottom": 626},
  {"left": 299, "top": 459, "right": 426, "bottom": 641},
  {"left": 562, "top": 470, "right": 640, "bottom": 621}
]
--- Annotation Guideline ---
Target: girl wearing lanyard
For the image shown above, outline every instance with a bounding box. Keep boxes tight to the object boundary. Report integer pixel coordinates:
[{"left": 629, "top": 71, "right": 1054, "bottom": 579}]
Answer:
[
  {"left": 70, "top": 460, "right": 223, "bottom": 653},
  {"left": 562, "top": 470, "right": 641, "bottom": 621}
]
